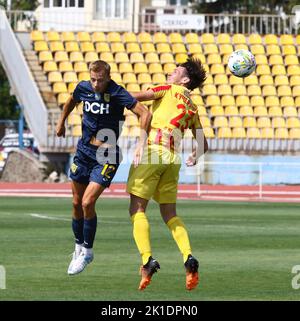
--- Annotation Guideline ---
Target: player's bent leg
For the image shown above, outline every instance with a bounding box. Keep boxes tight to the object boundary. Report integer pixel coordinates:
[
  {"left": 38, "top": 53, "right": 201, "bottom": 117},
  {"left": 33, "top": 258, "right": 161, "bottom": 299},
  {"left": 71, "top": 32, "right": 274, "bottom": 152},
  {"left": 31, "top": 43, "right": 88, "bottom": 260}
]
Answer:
[
  {"left": 160, "top": 204, "right": 199, "bottom": 290},
  {"left": 70, "top": 182, "right": 105, "bottom": 275},
  {"left": 130, "top": 194, "right": 160, "bottom": 290}
]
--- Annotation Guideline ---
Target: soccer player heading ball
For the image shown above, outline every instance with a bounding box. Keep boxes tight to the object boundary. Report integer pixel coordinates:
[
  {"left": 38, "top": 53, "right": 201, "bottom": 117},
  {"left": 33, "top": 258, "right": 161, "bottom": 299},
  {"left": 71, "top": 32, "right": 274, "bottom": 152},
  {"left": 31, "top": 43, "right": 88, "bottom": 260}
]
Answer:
[
  {"left": 56, "top": 60, "right": 151, "bottom": 275},
  {"left": 127, "top": 58, "right": 208, "bottom": 290}
]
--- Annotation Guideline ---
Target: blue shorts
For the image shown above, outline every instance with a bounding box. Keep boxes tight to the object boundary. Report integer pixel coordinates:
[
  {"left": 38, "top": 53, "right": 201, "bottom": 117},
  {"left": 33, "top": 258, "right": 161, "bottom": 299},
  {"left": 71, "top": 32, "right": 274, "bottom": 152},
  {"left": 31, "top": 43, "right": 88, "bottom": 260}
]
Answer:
[{"left": 69, "top": 148, "right": 119, "bottom": 187}]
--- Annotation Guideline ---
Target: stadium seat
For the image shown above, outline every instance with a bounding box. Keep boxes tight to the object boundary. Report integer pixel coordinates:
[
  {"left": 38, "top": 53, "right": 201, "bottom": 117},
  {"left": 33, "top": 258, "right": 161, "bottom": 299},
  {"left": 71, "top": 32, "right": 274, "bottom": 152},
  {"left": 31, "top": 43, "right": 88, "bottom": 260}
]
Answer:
[
  {"left": 264, "top": 34, "right": 278, "bottom": 45},
  {"left": 210, "top": 64, "right": 225, "bottom": 75},
  {"left": 137, "top": 73, "right": 152, "bottom": 84},
  {"left": 247, "top": 85, "right": 262, "bottom": 96},
  {"left": 210, "top": 106, "right": 224, "bottom": 116},
  {"left": 39, "top": 51, "right": 54, "bottom": 62},
  {"left": 68, "top": 82, "right": 78, "bottom": 93},
  {"left": 57, "top": 92, "right": 70, "bottom": 106},
  {"left": 289, "top": 128, "right": 300, "bottom": 139},
  {"left": 201, "top": 33, "right": 215, "bottom": 44},
  {"left": 254, "top": 106, "right": 268, "bottom": 117},
  {"left": 123, "top": 72, "right": 137, "bottom": 84},
  {"left": 110, "top": 73, "right": 122, "bottom": 83},
  {"left": 250, "top": 96, "right": 264, "bottom": 107},
  {"left": 214, "top": 74, "right": 228, "bottom": 85},
  {"left": 63, "top": 71, "right": 78, "bottom": 83},
  {"left": 172, "top": 43, "right": 187, "bottom": 54},
  {"left": 232, "top": 85, "right": 247, "bottom": 96},
  {"left": 271, "top": 65, "right": 286, "bottom": 75},
  {"left": 250, "top": 45, "right": 265, "bottom": 55},
  {"left": 107, "top": 32, "right": 122, "bottom": 42},
  {"left": 61, "top": 31, "right": 76, "bottom": 42},
  {"left": 262, "top": 85, "right": 277, "bottom": 96},
  {"left": 31, "top": 30, "right": 44, "bottom": 41},
  {"left": 68, "top": 113, "right": 81, "bottom": 125},
  {"left": 191, "top": 95, "right": 204, "bottom": 106},
  {"left": 160, "top": 53, "right": 175, "bottom": 64},
  {"left": 255, "top": 55, "right": 268, "bottom": 65},
  {"left": 70, "top": 51, "right": 84, "bottom": 62},
  {"left": 126, "top": 43, "right": 141, "bottom": 54},
  {"left": 85, "top": 52, "right": 99, "bottom": 63},
  {"left": 286, "top": 117, "right": 300, "bottom": 128},
  {"left": 232, "top": 127, "right": 246, "bottom": 138},
  {"left": 235, "top": 44, "right": 249, "bottom": 51},
  {"left": 54, "top": 51, "right": 69, "bottom": 62},
  {"left": 138, "top": 32, "right": 152, "bottom": 43},
  {"left": 141, "top": 43, "right": 156, "bottom": 53},
  {"left": 48, "top": 71, "right": 63, "bottom": 83},
  {"left": 163, "top": 63, "right": 176, "bottom": 74},
  {"left": 239, "top": 106, "right": 253, "bottom": 116},
  {"left": 265, "top": 96, "right": 280, "bottom": 107},
  {"left": 130, "top": 52, "right": 145, "bottom": 63},
  {"left": 148, "top": 63, "right": 163, "bottom": 74},
  {"left": 232, "top": 34, "right": 246, "bottom": 44},
  {"left": 111, "top": 42, "right": 126, "bottom": 53},
  {"left": 43, "top": 61, "right": 58, "bottom": 72},
  {"left": 275, "top": 75, "right": 289, "bottom": 86},
  {"left": 46, "top": 31, "right": 60, "bottom": 41},
  {"left": 91, "top": 32, "right": 106, "bottom": 43},
  {"left": 145, "top": 53, "right": 160, "bottom": 64},
  {"left": 81, "top": 42, "right": 95, "bottom": 53},
  {"left": 34, "top": 41, "right": 49, "bottom": 51},
  {"left": 202, "top": 84, "right": 217, "bottom": 96},
  {"left": 216, "top": 33, "right": 231, "bottom": 44},
  {"left": 292, "top": 86, "right": 300, "bottom": 97},
  {"left": 77, "top": 32, "right": 91, "bottom": 42},
  {"left": 214, "top": 116, "right": 228, "bottom": 128},
  {"left": 95, "top": 42, "right": 110, "bottom": 53},
  {"left": 236, "top": 95, "right": 250, "bottom": 106},
  {"left": 290, "top": 75, "right": 300, "bottom": 87},
  {"left": 257, "top": 117, "right": 271, "bottom": 128},
  {"left": 225, "top": 106, "right": 239, "bottom": 116},
  {"left": 199, "top": 116, "right": 211, "bottom": 128},
  {"left": 272, "top": 117, "right": 286, "bottom": 128},
  {"left": 287, "top": 65, "right": 300, "bottom": 76},
  {"left": 284, "top": 107, "right": 298, "bottom": 117},
  {"left": 229, "top": 75, "right": 243, "bottom": 85},
  {"left": 269, "top": 54, "right": 284, "bottom": 65},
  {"left": 127, "top": 83, "right": 140, "bottom": 93},
  {"left": 219, "top": 44, "right": 233, "bottom": 55},
  {"left": 78, "top": 72, "right": 90, "bottom": 81},
  {"left": 282, "top": 45, "right": 296, "bottom": 55},
  {"left": 266, "top": 45, "right": 281, "bottom": 55},
  {"left": 49, "top": 41, "right": 64, "bottom": 52},
  {"left": 229, "top": 116, "right": 243, "bottom": 128},
  {"left": 247, "top": 128, "right": 261, "bottom": 138},
  {"left": 119, "top": 63, "right": 133, "bottom": 74},
  {"left": 268, "top": 106, "right": 282, "bottom": 117},
  {"left": 203, "top": 44, "right": 218, "bottom": 55},
  {"left": 217, "top": 127, "right": 232, "bottom": 138},
  {"left": 123, "top": 32, "right": 138, "bottom": 43},
  {"left": 203, "top": 127, "right": 215, "bottom": 138},
  {"left": 218, "top": 84, "right": 232, "bottom": 95},
  {"left": 277, "top": 85, "right": 292, "bottom": 97},
  {"left": 185, "top": 33, "right": 199, "bottom": 44},
  {"left": 175, "top": 53, "right": 189, "bottom": 64},
  {"left": 244, "top": 75, "right": 258, "bottom": 85},
  {"left": 58, "top": 61, "right": 73, "bottom": 72},
  {"left": 65, "top": 41, "right": 80, "bottom": 52},
  {"left": 243, "top": 116, "right": 257, "bottom": 128},
  {"left": 189, "top": 43, "right": 203, "bottom": 55},
  {"left": 248, "top": 34, "right": 262, "bottom": 44},
  {"left": 284, "top": 55, "right": 299, "bottom": 65},
  {"left": 74, "top": 62, "right": 88, "bottom": 73},
  {"left": 221, "top": 95, "right": 235, "bottom": 106},
  {"left": 152, "top": 73, "right": 166, "bottom": 84},
  {"left": 134, "top": 63, "right": 148, "bottom": 74},
  {"left": 115, "top": 52, "right": 129, "bottom": 63},
  {"left": 261, "top": 127, "right": 274, "bottom": 139},
  {"left": 53, "top": 82, "right": 68, "bottom": 93},
  {"left": 169, "top": 32, "right": 184, "bottom": 44},
  {"left": 260, "top": 75, "right": 274, "bottom": 85},
  {"left": 72, "top": 125, "right": 82, "bottom": 137},
  {"left": 207, "top": 95, "right": 221, "bottom": 106},
  {"left": 275, "top": 128, "right": 289, "bottom": 139},
  {"left": 198, "top": 106, "right": 207, "bottom": 116},
  {"left": 256, "top": 65, "right": 271, "bottom": 75},
  {"left": 153, "top": 32, "right": 168, "bottom": 44}
]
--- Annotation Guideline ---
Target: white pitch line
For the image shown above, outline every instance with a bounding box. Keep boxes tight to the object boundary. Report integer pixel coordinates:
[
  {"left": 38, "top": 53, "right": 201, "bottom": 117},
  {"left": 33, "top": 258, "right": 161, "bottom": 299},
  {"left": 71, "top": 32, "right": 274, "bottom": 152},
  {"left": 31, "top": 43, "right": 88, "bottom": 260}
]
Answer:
[{"left": 30, "top": 213, "right": 71, "bottom": 222}]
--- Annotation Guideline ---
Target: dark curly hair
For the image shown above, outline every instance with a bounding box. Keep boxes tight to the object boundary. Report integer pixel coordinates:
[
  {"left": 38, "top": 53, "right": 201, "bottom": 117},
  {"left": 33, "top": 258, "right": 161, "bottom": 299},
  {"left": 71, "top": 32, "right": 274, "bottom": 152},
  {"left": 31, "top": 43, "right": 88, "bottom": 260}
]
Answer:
[{"left": 180, "top": 58, "right": 207, "bottom": 90}]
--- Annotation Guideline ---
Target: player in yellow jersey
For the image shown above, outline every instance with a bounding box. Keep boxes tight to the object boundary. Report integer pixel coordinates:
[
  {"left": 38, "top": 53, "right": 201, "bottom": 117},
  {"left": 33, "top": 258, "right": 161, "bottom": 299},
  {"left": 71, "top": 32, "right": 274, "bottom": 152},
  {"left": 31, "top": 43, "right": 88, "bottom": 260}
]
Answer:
[{"left": 127, "top": 58, "right": 208, "bottom": 291}]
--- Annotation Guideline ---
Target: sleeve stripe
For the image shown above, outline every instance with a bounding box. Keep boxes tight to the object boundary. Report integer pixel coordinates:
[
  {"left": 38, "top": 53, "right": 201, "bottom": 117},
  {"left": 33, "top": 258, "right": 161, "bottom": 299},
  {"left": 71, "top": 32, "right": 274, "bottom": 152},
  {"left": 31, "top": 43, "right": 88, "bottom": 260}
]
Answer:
[{"left": 152, "top": 85, "right": 172, "bottom": 93}]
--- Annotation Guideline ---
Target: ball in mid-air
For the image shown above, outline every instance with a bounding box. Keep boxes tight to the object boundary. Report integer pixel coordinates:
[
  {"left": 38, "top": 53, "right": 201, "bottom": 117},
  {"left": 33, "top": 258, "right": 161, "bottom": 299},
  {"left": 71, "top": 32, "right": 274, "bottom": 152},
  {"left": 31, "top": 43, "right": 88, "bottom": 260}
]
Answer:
[{"left": 228, "top": 49, "right": 256, "bottom": 77}]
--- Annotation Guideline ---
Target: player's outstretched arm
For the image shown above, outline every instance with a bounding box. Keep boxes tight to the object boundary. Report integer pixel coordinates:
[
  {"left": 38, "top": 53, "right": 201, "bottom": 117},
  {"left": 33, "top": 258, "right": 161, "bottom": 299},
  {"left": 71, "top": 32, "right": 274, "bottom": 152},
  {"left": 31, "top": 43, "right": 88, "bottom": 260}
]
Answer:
[
  {"left": 56, "top": 95, "right": 78, "bottom": 138},
  {"left": 130, "top": 90, "right": 155, "bottom": 102}
]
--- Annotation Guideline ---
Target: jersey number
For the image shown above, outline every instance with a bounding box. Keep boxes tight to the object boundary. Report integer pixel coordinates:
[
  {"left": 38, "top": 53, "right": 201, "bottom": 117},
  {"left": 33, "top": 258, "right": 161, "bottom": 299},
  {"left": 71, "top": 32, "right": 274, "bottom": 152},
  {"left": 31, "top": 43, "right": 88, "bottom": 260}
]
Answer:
[
  {"left": 170, "top": 104, "right": 194, "bottom": 131},
  {"left": 101, "top": 164, "right": 116, "bottom": 179}
]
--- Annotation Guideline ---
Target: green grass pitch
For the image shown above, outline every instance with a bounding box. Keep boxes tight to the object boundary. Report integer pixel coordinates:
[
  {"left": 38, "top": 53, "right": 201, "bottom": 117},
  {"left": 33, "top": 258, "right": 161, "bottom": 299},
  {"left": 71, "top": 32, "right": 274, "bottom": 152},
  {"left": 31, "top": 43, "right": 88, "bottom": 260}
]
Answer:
[{"left": 1, "top": 197, "right": 300, "bottom": 301}]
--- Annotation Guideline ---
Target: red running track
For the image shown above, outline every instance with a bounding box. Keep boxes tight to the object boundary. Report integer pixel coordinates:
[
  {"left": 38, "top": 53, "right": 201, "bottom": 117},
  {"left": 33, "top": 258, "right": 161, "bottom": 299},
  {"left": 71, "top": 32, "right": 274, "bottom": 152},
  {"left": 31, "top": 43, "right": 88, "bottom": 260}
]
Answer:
[{"left": 0, "top": 182, "right": 300, "bottom": 203}]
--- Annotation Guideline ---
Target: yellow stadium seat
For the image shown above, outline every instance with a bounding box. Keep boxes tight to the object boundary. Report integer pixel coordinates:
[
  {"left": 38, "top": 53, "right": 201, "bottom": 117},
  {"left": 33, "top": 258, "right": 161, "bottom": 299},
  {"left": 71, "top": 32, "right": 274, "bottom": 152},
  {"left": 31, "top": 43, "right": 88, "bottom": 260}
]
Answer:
[
  {"left": 188, "top": 43, "right": 202, "bottom": 55},
  {"left": 225, "top": 106, "right": 239, "bottom": 116},
  {"left": 204, "top": 74, "right": 213, "bottom": 85},
  {"left": 49, "top": 41, "right": 64, "bottom": 52},
  {"left": 81, "top": 42, "right": 95, "bottom": 53},
  {"left": 74, "top": 62, "right": 88, "bottom": 73},
  {"left": 272, "top": 117, "right": 286, "bottom": 128},
  {"left": 134, "top": 62, "right": 148, "bottom": 74},
  {"left": 229, "top": 75, "right": 243, "bottom": 85},
  {"left": 169, "top": 32, "right": 183, "bottom": 44},
  {"left": 256, "top": 65, "right": 271, "bottom": 75},
  {"left": 145, "top": 52, "right": 160, "bottom": 64},
  {"left": 255, "top": 55, "right": 268, "bottom": 65},
  {"left": 119, "top": 62, "right": 133, "bottom": 74},
  {"left": 160, "top": 53, "right": 175, "bottom": 64},
  {"left": 257, "top": 117, "right": 271, "bottom": 128},
  {"left": 261, "top": 127, "right": 274, "bottom": 138},
  {"left": 199, "top": 116, "right": 211, "bottom": 128},
  {"left": 53, "top": 51, "right": 69, "bottom": 62},
  {"left": 214, "top": 116, "right": 228, "bottom": 128},
  {"left": 95, "top": 42, "right": 110, "bottom": 53},
  {"left": 239, "top": 106, "right": 253, "bottom": 116},
  {"left": 271, "top": 65, "right": 286, "bottom": 75},
  {"left": 99, "top": 52, "right": 115, "bottom": 63},
  {"left": 221, "top": 95, "right": 235, "bottom": 106},
  {"left": 115, "top": 52, "right": 129, "bottom": 63},
  {"left": 290, "top": 75, "right": 300, "bottom": 87},
  {"left": 175, "top": 53, "right": 189, "bottom": 64},
  {"left": 219, "top": 44, "right": 233, "bottom": 55},
  {"left": 235, "top": 44, "right": 248, "bottom": 51},
  {"left": 141, "top": 43, "right": 155, "bottom": 54},
  {"left": 287, "top": 65, "right": 300, "bottom": 76},
  {"left": 243, "top": 116, "right": 257, "bottom": 128},
  {"left": 232, "top": 127, "right": 246, "bottom": 138},
  {"left": 250, "top": 95, "right": 265, "bottom": 107},
  {"left": 247, "top": 128, "right": 261, "bottom": 138},
  {"left": 214, "top": 74, "right": 228, "bottom": 85},
  {"left": 148, "top": 63, "right": 163, "bottom": 74},
  {"left": 289, "top": 128, "right": 300, "bottom": 139},
  {"left": 201, "top": 33, "right": 215, "bottom": 44},
  {"left": 70, "top": 51, "right": 84, "bottom": 62},
  {"left": 284, "top": 55, "right": 299, "bottom": 66},
  {"left": 207, "top": 54, "right": 221, "bottom": 66},
  {"left": 123, "top": 32, "right": 137, "bottom": 43},
  {"left": 58, "top": 61, "right": 73, "bottom": 72},
  {"left": 248, "top": 34, "right": 262, "bottom": 44},
  {"left": 281, "top": 96, "right": 294, "bottom": 107},
  {"left": 39, "top": 51, "right": 53, "bottom": 62},
  {"left": 152, "top": 73, "right": 166, "bottom": 84},
  {"left": 284, "top": 107, "right": 297, "bottom": 117},
  {"left": 207, "top": 95, "right": 221, "bottom": 106},
  {"left": 127, "top": 83, "right": 140, "bottom": 93},
  {"left": 34, "top": 41, "right": 49, "bottom": 51},
  {"left": 68, "top": 113, "right": 81, "bottom": 125},
  {"left": 57, "top": 92, "right": 70, "bottom": 106},
  {"left": 123, "top": 73, "right": 137, "bottom": 84},
  {"left": 156, "top": 43, "right": 171, "bottom": 54},
  {"left": 61, "top": 32, "right": 75, "bottom": 42},
  {"left": 185, "top": 33, "right": 199, "bottom": 44},
  {"left": 292, "top": 86, "right": 300, "bottom": 97},
  {"left": 262, "top": 85, "right": 277, "bottom": 96},
  {"left": 111, "top": 42, "right": 125, "bottom": 53},
  {"left": 48, "top": 71, "right": 63, "bottom": 83},
  {"left": 65, "top": 41, "right": 80, "bottom": 52},
  {"left": 85, "top": 52, "right": 99, "bottom": 63},
  {"left": 192, "top": 53, "right": 206, "bottom": 64},
  {"left": 217, "top": 127, "right": 232, "bottom": 138},
  {"left": 210, "top": 106, "right": 224, "bottom": 116},
  {"left": 268, "top": 106, "right": 282, "bottom": 117},
  {"left": 275, "top": 128, "right": 289, "bottom": 139},
  {"left": 216, "top": 33, "right": 231, "bottom": 44},
  {"left": 264, "top": 34, "right": 278, "bottom": 45},
  {"left": 259, "top": 75, "right": 274, "bottom": 86},
  {"left": 203, "top": 84, "right": 217, "bottom": 96},
  {"left": 232, "top": 85, "right": 247, "bottom": 96},
  {"left": 64, "top": 71, "right": 78, "bottom": 83},
  {"left": 129, "top": 53, "right": 144, "bottom": 64},
  {"left": 275, "top": 75, "right": 289, "bottom": 86},
  {"left": 78, "top": 72, "right": 90, "bottom": 81},
  {"left": 247, "top": 85, "right": 262, "bottom": 96},
  {"left": 163, "top": 63, "right": 176, "bottom": 74},
  {"left": 31, "top": 30, "right": 44, "bottom": 41},
  {"left": 137, "top": 73, "right": 152, "bottom": 84},
  {"left": 77, "top": 32, "right": 91, "bottom": 42},
  {"left": 203, "top": 127, "right": 215, "bottom": 138},
  {"left": 107, "top": 32, "right": 121, "bottom": 42},
  {"left": 46, "top": 31, "right": 60, "bottom": 42},
  {"left": 250, "top": 45, "right": 265, "bottom": 55},
  {"left": 126, "top": 43, "right": 141, "bottom": 54},
  {"left": 266, "top": 45, "right": 281, "bottom": 55},
  {"left": 72, "top": 125, "right": 82, "bottom": 137},
  {"left": 198, "top": 106, "right": 207, "bottom": 116},
  {"left": 254, "top": 106, "right": 268, "bottom": 117},
  {"left": 210, "top": 64, "right": 225, "bottom": 75},
  {"left": 153, "top": 32, "right": 168, "bottom": 44},
  {"left": 53, "top": 82, "right": 68, "bottom": 93},
  {"left": 91, "top": 32, "right": 106, "bottom": 43},
  {"left": 244, "top": 74, "right": 258, "bottom": 85},
  {"left": 236, "top": 95, "right": 250, "bottom": 106},
  {"left": 265, "top": 96, "right": 280, "bottom": 107},
  {"left": 138, "top": 32, "right": 152, "bottom": 43},
  {"left": 191, "top": 95, "right": 204, "bottom": 106},
  {"left": 218, "top": 84, "right": 232, "bottom": 95},
  {"left": 232, "top": 34, "right": 246, "bottom": 44},
  {"left": 110, "top": 73, "right": 122, "bottom": 83},
  {"left": 269, "top": 54, "right": 284, "bottom": 65},
  {"left": 295, "top": 97, "right": 300, "bottom": 107},
  {"left": 203, "top": 44, "right": 218, "bottom": 55},
  {"left": 229, "top": 116, "right": 243, "bottom": 128},
  {"left": 282, "top": 45, "right": 296, "bottom": 56},
  {"left": 43, "top": 61, "right": 58, "bottom": 72},
  {"left": 277, "top": 85, "right": 292, "bottom": 97}
]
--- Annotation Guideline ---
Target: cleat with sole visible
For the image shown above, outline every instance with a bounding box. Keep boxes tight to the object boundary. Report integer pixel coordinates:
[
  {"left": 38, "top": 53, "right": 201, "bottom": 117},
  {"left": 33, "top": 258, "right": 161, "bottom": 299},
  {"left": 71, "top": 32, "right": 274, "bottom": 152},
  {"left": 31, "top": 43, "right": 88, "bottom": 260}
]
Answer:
[
  {"left": 184, "top": 254, "right": 199, "bottom": 290},
  {"left": 67, "top": 250, "right": 82, "bottom": 275},
  {"left": 68, "top": 251, "right": 94, "bottom": 275},
  {"left": 139, "top": 256, "right": 160, "bottom": 290}
]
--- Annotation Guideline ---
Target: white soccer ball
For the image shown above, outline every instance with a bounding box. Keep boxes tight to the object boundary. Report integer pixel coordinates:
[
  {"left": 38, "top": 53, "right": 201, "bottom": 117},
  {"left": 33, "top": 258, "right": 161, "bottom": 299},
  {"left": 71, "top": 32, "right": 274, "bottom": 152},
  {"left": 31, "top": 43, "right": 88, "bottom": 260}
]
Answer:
[{"left": 228, "top": 49, "right": 256, "bottom": 78}]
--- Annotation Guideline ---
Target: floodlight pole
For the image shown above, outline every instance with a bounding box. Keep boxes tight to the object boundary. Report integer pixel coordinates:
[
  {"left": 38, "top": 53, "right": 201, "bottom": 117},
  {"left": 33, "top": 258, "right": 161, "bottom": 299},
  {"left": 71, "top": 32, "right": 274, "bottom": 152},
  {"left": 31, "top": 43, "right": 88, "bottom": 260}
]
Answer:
[{"left": 17, "top": 105, "right": 24, "bottom": 150}]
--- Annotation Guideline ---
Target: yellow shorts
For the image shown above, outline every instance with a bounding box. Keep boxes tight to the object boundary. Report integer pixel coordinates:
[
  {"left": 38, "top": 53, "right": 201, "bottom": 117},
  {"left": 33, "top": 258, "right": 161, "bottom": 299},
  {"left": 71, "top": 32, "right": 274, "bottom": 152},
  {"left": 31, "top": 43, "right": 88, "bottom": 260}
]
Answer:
[{"left": 126, "top": 145, "right": 181, "bottom": 204}]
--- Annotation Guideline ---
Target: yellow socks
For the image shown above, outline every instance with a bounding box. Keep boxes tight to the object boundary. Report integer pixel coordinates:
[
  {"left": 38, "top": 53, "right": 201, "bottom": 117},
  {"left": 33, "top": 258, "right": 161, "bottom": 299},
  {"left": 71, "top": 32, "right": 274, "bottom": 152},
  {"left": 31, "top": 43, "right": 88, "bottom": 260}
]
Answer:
[
  {"left": 167, "top": 216, "right": 192, "bottom": 263},
  {"left": 131, "top": 212, "right": 151, "bottom": 265}
]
